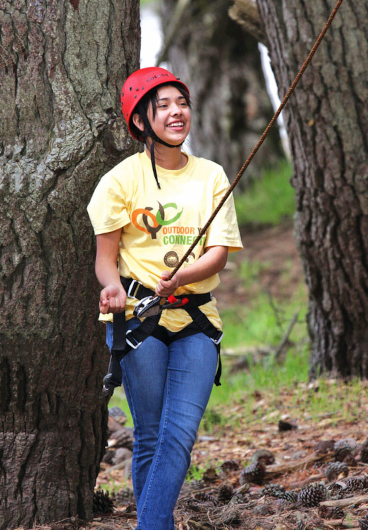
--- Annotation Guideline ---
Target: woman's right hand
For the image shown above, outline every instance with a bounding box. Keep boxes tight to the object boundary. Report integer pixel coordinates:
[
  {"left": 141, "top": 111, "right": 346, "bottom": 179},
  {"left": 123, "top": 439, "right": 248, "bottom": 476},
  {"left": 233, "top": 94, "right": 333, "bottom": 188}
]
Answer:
[{"left": 99, "top": 284, "right": 126, "bottom": 314}]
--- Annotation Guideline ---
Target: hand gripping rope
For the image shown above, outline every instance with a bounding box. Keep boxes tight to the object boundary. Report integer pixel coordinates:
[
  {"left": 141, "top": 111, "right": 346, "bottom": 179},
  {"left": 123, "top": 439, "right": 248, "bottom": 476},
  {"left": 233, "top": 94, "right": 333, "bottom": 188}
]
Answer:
[{"left": 134, "top": 0, "right": 344, "bottom": 319}]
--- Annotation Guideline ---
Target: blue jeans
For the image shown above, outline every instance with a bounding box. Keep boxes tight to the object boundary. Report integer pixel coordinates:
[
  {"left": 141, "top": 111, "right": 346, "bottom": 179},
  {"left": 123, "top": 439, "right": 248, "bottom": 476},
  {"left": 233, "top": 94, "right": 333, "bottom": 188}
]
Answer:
[{"left": 106, "top": 318, "right": 218, "bottom": 530}]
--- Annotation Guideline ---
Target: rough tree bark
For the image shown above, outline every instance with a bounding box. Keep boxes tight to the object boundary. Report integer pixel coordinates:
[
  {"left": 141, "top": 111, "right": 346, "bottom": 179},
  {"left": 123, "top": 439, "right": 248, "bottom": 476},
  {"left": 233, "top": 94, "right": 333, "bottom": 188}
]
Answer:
[
  {"left": 257, "top": 0, "right": 368, "bottom": 376},
  {"left": 159, "top": 0, "right": 284, "bottom": 184},
  {"left": 0, "top": 1, "right": 139, "bottom": 528}
]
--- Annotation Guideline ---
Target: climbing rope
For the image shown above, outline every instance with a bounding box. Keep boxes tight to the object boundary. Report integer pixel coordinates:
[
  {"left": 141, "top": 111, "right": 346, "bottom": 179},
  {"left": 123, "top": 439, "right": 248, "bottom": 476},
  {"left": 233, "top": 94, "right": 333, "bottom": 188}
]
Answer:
[{"left": 167, "top": 0, "right": 344, "bottom": 281}]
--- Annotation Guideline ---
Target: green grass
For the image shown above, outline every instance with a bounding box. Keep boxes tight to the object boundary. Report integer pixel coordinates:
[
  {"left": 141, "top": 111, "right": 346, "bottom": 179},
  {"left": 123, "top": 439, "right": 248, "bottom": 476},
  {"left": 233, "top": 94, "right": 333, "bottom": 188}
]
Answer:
[
  {"left": 234, "top": 159, "right": 295, "bottom": 227},
  {"left": 204, "top": 340, "right": 309, "bottom": 411},
  {"left": 220, "top": 281, "right": 308, "bottom": 350},
  {"left": 109, "top": 389, "right": 134, "bottom": 427},
  {"left": 238, "top": 259, "right": 272, "bottom": 288},
  {"left": 201, "top": 348, "right": 364, "bottom": 437}
]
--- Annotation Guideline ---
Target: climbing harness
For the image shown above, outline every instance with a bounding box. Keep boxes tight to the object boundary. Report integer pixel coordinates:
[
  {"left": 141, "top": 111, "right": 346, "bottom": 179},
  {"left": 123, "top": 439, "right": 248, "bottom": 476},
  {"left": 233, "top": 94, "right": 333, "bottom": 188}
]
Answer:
[
  {"left": 103, "top": 278, "right": 222, "bottom": 395},
  {"left": 103, "top": 0, "right": 344, "bottom": 394}
]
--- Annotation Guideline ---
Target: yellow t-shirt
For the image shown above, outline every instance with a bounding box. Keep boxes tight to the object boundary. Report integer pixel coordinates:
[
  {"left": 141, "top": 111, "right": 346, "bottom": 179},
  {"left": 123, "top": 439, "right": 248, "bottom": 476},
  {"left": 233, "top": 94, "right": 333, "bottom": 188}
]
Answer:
[{"left": 87, "top": 151, "right": 243, "bottom": 332}]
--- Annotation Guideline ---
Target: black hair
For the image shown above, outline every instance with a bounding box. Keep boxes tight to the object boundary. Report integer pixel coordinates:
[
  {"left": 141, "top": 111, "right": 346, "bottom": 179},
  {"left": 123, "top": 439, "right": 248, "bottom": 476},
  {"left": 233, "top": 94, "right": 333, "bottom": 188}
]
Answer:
[{"left": 129, "top": 81, "right": 191, "bottom": 142}]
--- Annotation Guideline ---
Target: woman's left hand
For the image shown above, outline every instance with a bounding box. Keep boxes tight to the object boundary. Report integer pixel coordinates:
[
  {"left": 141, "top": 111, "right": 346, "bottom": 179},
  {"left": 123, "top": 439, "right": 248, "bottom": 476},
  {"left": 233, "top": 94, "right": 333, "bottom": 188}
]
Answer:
[{"left": 155, "top": 271, "right": 181, "bottom": 298}]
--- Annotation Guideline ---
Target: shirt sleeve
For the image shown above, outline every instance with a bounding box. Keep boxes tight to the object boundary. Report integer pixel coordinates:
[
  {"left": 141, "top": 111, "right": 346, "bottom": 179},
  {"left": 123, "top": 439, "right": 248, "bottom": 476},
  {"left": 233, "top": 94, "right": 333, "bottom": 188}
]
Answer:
[
  {"left": 87, "top": 170, "right": 131, "bottom": 235},
  {"left": 204, "top": 170, "right": 243, "bottom": 253}
]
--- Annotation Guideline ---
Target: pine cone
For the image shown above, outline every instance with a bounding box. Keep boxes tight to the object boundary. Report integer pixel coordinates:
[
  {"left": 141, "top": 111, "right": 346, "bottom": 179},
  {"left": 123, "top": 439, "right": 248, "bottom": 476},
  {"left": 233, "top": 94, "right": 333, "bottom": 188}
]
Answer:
[
  {"left": 109, "top": 406, "right": 127, "bottom": 425},
  {"left": 239, "top": 461, "right": 266, "bottom": 486},
  {"left": 359, "top": 516, "right": 368, "bottom": 530},
  {"left": 194, "top": 492, "right": 218, "bottom": 505},
  {"left": 93, "top": 489, "right": 115, "bottom": 514},
  {"left": 334, "top": 439, "right": 358, "bottom": 462},
  {"left": 220, "top": 459, "right": 240, "bottom": 472},
  {"left": 221, "top": 509, "right": 242, "bottom": 526},
  {"left": 278, "top": 419, "right": 297, "bottom": 431},
  {"left": 202, "top": 467, "right": 218, "bottom": 483},
  {"left": 217, "top": 484, "right": 234, "bottom": 503},
  {"left": 262, "top": 484, "right": 286, "bottom": 498},
  {"left": 325, "top": 462, "right": 349, "bottom": 482},
  {"left": 361, "top": 439, "right": 368, "bottom": 463},
  {"left": 231, "top": 493, "right": 248, "bottom": 505},
  {"left": 109, "top": 427, "right": 134, "bottom": 451},
  {"left": 298, "top": 483, "right": 327, "bottom": 507},
  {"left": 114, "top": 487, "right": 135, "bottom": 506},
  {"left": 278, "top": 490, "right": 298, "bottom": 503},
  {"left": 102, "top": 449, "right": 115, "bottom": 465},
  {"left": 251, "top": 449, "right": 275, "bottom": 466},
  {"left": 343, "top": 476, "right": 368, "bottom": 493},
  {"left": 326, "top": 481, "right": 345, "bottom": 499},
  {"left": 314, "top": 440, "right": 336, "bottom": 454},
  {"left": 319, "top": 505, "right": 345, "bottom": 519}
]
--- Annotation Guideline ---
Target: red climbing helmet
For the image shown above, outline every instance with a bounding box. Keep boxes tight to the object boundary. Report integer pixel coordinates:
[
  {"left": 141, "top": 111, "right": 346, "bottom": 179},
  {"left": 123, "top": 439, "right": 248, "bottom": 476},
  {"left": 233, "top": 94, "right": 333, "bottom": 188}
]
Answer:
[{"left": 121, "top": 67, "right": 190, "bottom": 140}]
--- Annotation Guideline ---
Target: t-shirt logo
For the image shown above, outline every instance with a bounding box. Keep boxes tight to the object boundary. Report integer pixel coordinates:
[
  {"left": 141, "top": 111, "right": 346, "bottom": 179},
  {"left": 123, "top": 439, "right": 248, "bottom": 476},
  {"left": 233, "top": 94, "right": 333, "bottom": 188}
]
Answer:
[{"left": 132, "top": 202, "right": 183, "bottom": 239}]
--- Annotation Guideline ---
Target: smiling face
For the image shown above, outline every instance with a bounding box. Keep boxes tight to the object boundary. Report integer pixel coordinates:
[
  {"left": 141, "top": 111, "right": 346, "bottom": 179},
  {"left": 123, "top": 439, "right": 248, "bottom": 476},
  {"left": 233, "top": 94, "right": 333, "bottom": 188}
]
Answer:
[{"left": 133, "top": 85, "right": 191, "bottom": 146}]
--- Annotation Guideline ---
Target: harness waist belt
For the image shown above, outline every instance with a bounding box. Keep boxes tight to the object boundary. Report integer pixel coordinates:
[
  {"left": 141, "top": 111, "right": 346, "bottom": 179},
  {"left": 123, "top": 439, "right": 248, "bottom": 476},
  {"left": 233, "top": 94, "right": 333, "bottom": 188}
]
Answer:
[
  {"left": 102, "top": 277, "right": 222, "bottom": 394},
  {"left": 121, "top": 277, "right": 212, "bottom": 307}
]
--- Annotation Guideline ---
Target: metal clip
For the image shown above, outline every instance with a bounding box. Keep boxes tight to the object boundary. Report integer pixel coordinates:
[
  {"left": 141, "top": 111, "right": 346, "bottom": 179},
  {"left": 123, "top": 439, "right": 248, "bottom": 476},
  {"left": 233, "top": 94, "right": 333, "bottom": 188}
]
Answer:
[
  {"left": 211, "top": 330, "right": 223, "bottom": 345},
  {"left": 133, "top": 295, "right": 165, "bottom": 318},
  {"left": 126, "top": 330, "right": 143, "bottom": 349},
  {"left": 127, "top": 279, "right": 142, "bottom": 298}
]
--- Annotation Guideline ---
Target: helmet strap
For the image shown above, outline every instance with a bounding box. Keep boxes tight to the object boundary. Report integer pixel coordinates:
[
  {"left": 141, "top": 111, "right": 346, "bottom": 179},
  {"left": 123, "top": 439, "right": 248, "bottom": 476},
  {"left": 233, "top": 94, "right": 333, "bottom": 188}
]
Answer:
[
  {"left": 138, "top": 103, "right": 184, "bottom": 189},
  {"left": 150, "top": 140, "right": 161, "bottom": 190}
]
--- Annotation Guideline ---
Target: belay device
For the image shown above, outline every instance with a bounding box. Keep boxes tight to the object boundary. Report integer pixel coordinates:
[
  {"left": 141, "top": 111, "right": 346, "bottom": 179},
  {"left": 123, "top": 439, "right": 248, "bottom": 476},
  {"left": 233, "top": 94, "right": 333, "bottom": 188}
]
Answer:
[{"left": 102, "top": 0, "right": 345, "bottom": 394}]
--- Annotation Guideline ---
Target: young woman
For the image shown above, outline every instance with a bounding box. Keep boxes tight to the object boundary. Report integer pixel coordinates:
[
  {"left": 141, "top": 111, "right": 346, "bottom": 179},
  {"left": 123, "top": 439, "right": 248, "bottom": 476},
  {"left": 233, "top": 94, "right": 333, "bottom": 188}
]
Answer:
[{"left": 88, "top": 67, "right": 242, "bottom": 530}]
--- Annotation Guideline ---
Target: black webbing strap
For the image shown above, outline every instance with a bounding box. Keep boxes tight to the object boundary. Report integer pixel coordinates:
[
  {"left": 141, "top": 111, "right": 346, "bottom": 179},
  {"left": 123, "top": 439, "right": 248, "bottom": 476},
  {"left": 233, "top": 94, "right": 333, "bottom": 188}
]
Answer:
[
  {"left": 103, "top": 311, "right": 161, "bottom": 393},
  {"left": 120, "top": 277, "right": 213, "bottom": 308},
  {"left": 102, "top": 312, "right": 126, "bottom": 391},
  {"left": 125, "top": 312, "right": 161, "bottom": 349},
  {"left": 183, "top": 302, "right": 223, "bottom": 386},
  {"left": 120, "top": 277, "right": 155, "bottom": 301}
]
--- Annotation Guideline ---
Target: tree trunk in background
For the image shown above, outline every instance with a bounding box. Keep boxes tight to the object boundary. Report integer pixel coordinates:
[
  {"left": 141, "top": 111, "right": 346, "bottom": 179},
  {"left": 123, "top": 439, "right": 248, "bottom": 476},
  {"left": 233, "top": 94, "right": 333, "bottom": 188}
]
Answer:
[
  {"left": 0, "top": 1, "right": 139, "bottom": 527},
  {"left": 257, "top": 0, "right": 368, "bottom": 377},
  {"left": 160, "top": 0, "right": 284, "bottom": 185}
]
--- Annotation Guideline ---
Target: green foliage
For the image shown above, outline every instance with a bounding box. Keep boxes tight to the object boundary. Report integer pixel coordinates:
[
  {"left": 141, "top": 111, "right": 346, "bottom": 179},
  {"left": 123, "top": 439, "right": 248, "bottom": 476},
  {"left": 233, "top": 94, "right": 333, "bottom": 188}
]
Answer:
[
  {"left": 205, "top": 342, "right": 309, "bottom": 411},
  {"left": 234, "top": 159, "right": 295, "bottom": 227},
  {"left": 185, "top": 458, "right": 220, "bottom": 482},
  {"left": 238, "top": 259, "right": 271, "bottom": 288},
  {"left": 220, "top": 282, "right": 308, "bottom": 350},
  {"left": 186, "top": 464, "right": 204, "bottom": 482},
  {"left": 98, "top": 479, "right": 121, "bottom": 495},
  {"left": 109, "top": 389, "right": 133, "bottom": 427}
]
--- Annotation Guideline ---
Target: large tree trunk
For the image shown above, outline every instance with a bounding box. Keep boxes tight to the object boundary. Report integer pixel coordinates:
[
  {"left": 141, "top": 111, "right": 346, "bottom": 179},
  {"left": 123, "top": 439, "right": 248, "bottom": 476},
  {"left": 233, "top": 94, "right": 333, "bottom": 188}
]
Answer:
[
  {"left": 159, "top": 0, "right": 284, "bottom": 185},
  {"left": 0, "top": 1, "right": 139, "bottom": 527},
  {"left": 257, "top": 0, "right": 368, "bottom": 376}
]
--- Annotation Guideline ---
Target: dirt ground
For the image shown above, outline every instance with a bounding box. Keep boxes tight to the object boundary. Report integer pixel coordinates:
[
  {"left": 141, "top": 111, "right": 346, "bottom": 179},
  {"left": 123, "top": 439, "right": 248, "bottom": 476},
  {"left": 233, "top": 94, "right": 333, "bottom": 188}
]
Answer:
[{"left": 215, "top": 221, "right": 304, "bottom": 312}]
